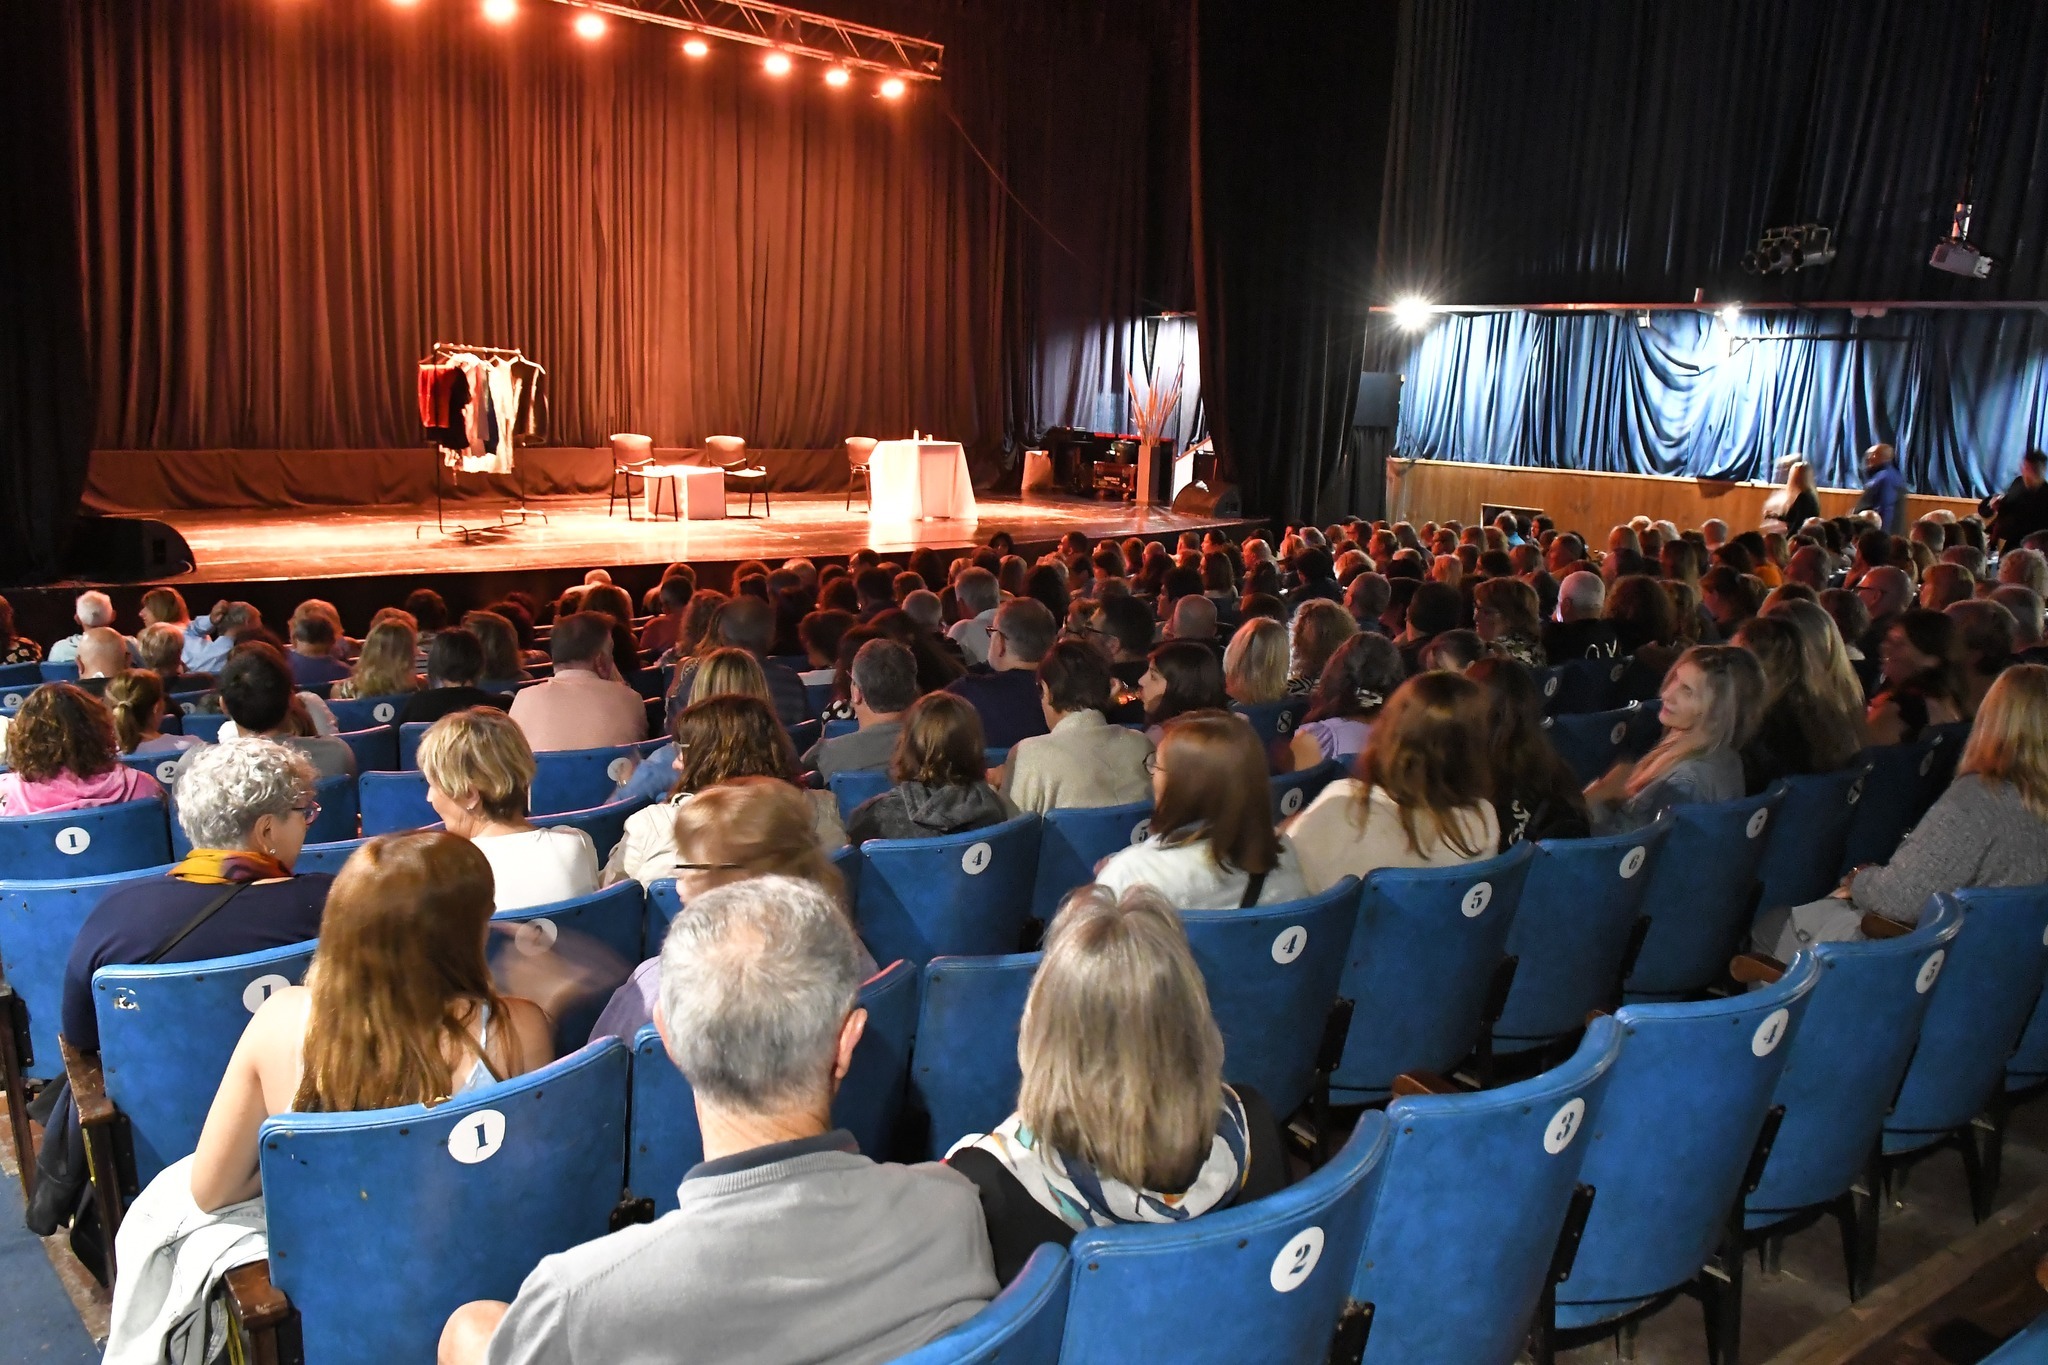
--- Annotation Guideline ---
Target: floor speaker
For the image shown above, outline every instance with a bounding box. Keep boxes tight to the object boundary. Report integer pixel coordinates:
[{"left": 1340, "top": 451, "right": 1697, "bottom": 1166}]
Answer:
[
  {"left": 66, "top": 517, "right": 197, "bottom": 581},
  {"left": 1170, "top": 480, "right": 1241, "bottom": 518}
]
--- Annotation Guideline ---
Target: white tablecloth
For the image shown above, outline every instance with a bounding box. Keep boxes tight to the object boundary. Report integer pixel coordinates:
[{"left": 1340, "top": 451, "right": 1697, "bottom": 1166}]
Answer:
[{"left": 868, "top": 440, "right": 977, "bottom": 521}]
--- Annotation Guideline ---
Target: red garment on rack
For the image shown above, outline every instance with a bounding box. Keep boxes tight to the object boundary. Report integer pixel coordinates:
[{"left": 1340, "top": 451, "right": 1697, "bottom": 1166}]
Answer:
[{"left": 417, "top": 362, "right": 462, "bottom": 428}]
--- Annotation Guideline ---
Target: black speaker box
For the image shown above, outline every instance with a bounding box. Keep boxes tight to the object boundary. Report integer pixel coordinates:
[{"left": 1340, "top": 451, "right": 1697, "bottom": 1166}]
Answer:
[
  {"left": 1170, "top": 481, "right": 1242, "bottom": 518},
  {"left": 1355, "top": 371, "right": 1402, "bottom": 429},
  {"left": 66, "top": 517, "right": 196, "bottom": 581}
]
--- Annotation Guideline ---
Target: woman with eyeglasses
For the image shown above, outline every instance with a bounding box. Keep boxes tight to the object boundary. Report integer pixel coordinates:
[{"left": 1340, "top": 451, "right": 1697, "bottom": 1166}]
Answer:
[{"left": 588, "top": 776, "right": 875, "bottom": 1041}]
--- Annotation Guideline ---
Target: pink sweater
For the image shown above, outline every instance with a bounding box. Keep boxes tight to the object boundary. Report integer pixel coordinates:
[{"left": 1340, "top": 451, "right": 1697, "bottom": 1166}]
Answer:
[{"left": 0, "top": 765, "right": 165, "bottom": 816}]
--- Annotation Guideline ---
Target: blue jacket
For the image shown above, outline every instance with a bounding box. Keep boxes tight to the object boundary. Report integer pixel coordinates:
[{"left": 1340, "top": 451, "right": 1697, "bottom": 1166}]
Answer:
[{"left": 1857, "top": 462, "right": 1906, "bottom": 533}]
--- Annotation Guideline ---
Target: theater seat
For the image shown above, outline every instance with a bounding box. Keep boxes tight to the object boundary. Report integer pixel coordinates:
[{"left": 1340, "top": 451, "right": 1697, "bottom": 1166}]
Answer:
[
  {"left": 892, "top": 1243, "right": 1069, "bottom": 1365},
  {"left": 325, "top": 694, "right": 411, "bottom": 730},
  {"left": 292, "top": 836, "right": 367, "bottom": 876},
  {"left": 912, "top": 953, "right": 1040, "bottom": 1159},
  {"left": 0, "top": 798, "right": 171, "bottom": 881},
  {"left": 1623, "top": 788, "right": 1782, "bottom": 1001},
  {"left": 1754, "top": 764, "right": 1872, "bottom": 916},
  {"left": 359, "top": 770, "right": 439, "bottom": 836},
  {"left": 336, "top": 724, "right": 399, "bottom": 774},
  {"left": 488, "top": 882, "right": 645, "bottom": 1049},
  {"left": 855, "top": 814, "right": 1041, "bottom": 967},
  {"left": 1030, "top": 799, "right": 1152, "bottom": 921},
  {"left": 827, "top": 769, "right": 892, "bottom": 823},
  {"left": 532, "top": 743, "right": 649, "bottom": 816},
  {"left": 528, "top": 796, "right": 647, "bottom": 870},
  {"left": 1836, "top": 739, "right": 1943, "bottom": 874},
  {"left": 1230, "top": 698, "right": 1309, "bottom": 750},
  {"left": 1269, "top": 758, "right": 1344, "bottom": 823}
]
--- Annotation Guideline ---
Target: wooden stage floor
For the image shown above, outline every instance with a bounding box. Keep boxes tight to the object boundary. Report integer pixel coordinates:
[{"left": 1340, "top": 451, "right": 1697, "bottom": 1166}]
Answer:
[{"left": 156, "top": 492, "right": 1251, "bottom": 585}]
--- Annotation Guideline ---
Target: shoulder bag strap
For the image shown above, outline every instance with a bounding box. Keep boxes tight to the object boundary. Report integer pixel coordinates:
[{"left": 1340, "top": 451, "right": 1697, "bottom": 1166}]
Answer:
[
  {"left": 145, "top": 882, "right": 254, "bottom": 965},
  {"left": 1237, "top": 870, "right": 1268, "bottom": 909}
]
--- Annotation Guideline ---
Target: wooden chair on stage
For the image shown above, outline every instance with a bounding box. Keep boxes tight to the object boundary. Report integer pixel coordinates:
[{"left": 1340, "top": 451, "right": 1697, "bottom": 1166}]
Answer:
[
  {"left": 706, "top": 435, "right": 769, "bottom": 517},
  {"left": 846, "top": 437, "right": 878, "bottom": 510},
  {"left": 608, "top": 434, "right": 655, "bottom": 519}
]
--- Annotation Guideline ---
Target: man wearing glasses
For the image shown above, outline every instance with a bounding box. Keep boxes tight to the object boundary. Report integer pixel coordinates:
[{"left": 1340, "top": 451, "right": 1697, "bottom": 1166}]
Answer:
[{"left": 944, "top": 599, "right": 1058, "bottom": 750}]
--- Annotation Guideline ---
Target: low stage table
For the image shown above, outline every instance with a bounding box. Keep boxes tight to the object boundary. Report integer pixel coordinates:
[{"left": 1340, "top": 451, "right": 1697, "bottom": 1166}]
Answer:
[
  {"left": 867, "top": 439, "right": 977, "bottom": 521},
  {"left": 644, "top": 463, "right": 725, "bottom": 520}
]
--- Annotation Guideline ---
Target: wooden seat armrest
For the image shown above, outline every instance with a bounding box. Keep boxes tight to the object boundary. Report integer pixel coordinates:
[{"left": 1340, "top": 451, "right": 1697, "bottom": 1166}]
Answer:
[
  {"left": 1730, "top": 953, "right": 1786, "bottom": 985},
  {"left": 1390, "top": 1070, "right": 1467, "bottom": 1098},
  {"left": 224, "top": 1259, "right": 292, "bottom": 1332},
  {"left": 58, "top": 1036, "right": 116, "bottom": 1127},
  {"left": 1860, "top": 913, "right": 1911, "bottom": 940},
  {"left": 2036, "top": 1253, "right": 2048, "bottom": 1294},
  {"left": 1584, "top": 1009, "right": 1610, "bottom": 1026}
]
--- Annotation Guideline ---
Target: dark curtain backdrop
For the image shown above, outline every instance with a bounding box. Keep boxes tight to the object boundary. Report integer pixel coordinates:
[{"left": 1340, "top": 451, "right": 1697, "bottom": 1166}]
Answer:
[
  {"left": 1190, "top": 0, "right": 1399, "bottom": 523},
  {"left": 62, "top": 0, "right": 1188, "bottom": 482},
  {"left": 0, "top": 3, "right": 92, "bottom": 584},
  {"left": 1379, "top": 0, "right": 2048, "bottom": 305},
  {"left": 1393, "top": 309, "right": 2048, "bottom": 499}
]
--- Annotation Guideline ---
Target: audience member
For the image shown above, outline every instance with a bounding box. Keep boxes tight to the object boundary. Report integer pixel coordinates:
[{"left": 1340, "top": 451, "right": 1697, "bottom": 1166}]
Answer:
[
  {"left": 1853, "top": 565, "right": 1914, "bottom": 653},
  {"left": 1471, "top": 577, "right": 1545, "bottom": 666},
  {"left": 1919, "top": 562, "right": 1975, "bottom": 611},
  {"left": 1420, "top": 627, "right": 1486, "bottom": 672},
  {"left": 947, "top": 568, "right": 1002, "bottom": 667},
  {"left": 1137, "top": 639, "right": 1229, "bottom": 743},
  {"left": 1005, "top": 640, "right": 1153, "bottom": 813},
  {"left": 180, "top": 647, "right": 357, "bottom": 781},
  {"left": 1947, "top": 598, "right": 2016, "bottom": 717},
  {"left": 1095, "top": 593, "right": 1158, "bottom": 690},
  {"left": 1544, "top": 572, "right": 1619, "bottom": 663},
  {"left": 1287, "top": 599, "right": 1357, "bottom": 696},
  {"left": 1734, "top": 615, "right": 1863, "bottom": 792},
  {"left": 1287, "top": 672, "right": 1499, "bottom": 894},
  {"left": 1222, "top": 618, "right": 1289, "bottom": 705},
  {"left": 1998, "top": 547, "right": 2048, "bottom": 599},
  {"left": 333, "top": 618, "right": 422, "bottom": 700},
  {"left": 286, "top": 612, "right": 352, "bottom": 688},
  {"left": 846, "top": 694, "right": 1016, "bottom": 844},
  {"left": 1287, "top": 633, "right": 1404, "bottom": 772},
  {"left": 508, "top": 612, "right": 648, "bottom": 752},
  {"left": 0, "top": 593, "right": 43, "bottom": 663},
  {"left": 1466, "top": 658, "right": 1590, "bottom": 846},
  {"left": 945, "top": 599, "right": 1057, "bottom": 750},
  {"left": 639, "top": 574, "right": 696, "bottom": 658},
  {"left": 73, "top": 626, "right": 131, "bottom": 697},
  {"left": 675, "top": 597, "right": 809, "bottom": 728},
  {"left": 1993, "top": 585, "right": 2048, "bottom": 660},
  {"left": 1585, "top": 646, "right": 1761, "bottom": 833},
  {"left": 946, "top": 883, "right": 1287, "bottom": 1287},
  {"left": 420, "top": 709, "right": 599, "bottom": 911},
  {"left": 806, "top": 639, "right": 916, "bottom": 778},
  {"left": 1866, "top": 608, "right": 1969, "bottom": 745},
  {"left": 400, "top": 628, "right": 514, "bottom": 725},
  {"left": 48, "top": 591, "right": 136, "bottom": 666},
  {"left": 106, "top": 670, "right": 200, "bottom": 758},
  {"left": 1165, "top": 592, "right": 1220, "bottom": 646},
  {"left": 1756, "top": 665, "right": 2048, "bottom": 957},
  {"left": 0, "top": 683, "right": 165, "bottom": 815}
]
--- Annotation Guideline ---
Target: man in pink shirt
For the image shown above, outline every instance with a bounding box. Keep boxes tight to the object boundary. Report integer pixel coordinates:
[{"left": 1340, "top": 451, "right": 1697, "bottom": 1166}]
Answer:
[{"left": 507, "top": 612, "right": 649, "bottom": 752}]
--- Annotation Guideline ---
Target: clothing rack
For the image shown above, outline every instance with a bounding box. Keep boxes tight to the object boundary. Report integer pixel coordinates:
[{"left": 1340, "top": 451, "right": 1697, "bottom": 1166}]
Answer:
[{"left": 416, "top": 341, "right": 550, "bottom": 541}]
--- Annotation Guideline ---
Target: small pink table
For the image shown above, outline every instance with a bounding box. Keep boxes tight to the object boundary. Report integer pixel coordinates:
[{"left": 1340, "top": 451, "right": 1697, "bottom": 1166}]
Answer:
[{"left": 644, "top": 463, "right": 725, "bottom": 520}]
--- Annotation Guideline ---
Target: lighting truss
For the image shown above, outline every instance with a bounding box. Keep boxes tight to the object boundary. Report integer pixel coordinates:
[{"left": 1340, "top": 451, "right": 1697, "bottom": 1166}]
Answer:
[{"left": 550, "top": 0, "right": 943, "bottom": 80}]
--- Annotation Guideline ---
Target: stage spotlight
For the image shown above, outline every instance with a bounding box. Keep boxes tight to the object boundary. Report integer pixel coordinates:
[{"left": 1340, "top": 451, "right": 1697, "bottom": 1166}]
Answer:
[
  {"left": 764, "top": 51, "right": 793, "bottom": 76},
  {"left": 1391, "top": 296, "right": 1434, "bottom": 331},
  {"left": 825, "top": 67, "right": 851, "bottom": 88},
  {"left": 573, "top": 11, "right": 605, "bottom": 39},
  {"left": 389, "top": 0, "right": 421, "bottom": 8},
  {"left": 481, "top": 0, "right": 516, "bottom": 23},
  {"left": 682, "top": 36, "right": 709, "bottom": 57},
  {"left": 879, "top": 75, "right": 907, "bottom": 99},
  {"left": 1717, "top": 303, "right": 1742, "bottom": 329}
]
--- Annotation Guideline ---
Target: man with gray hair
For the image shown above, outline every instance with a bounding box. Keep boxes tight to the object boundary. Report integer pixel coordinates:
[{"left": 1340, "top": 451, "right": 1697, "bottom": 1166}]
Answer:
[
  {"left": 48, "top": 589, "right": 138, "bottom": 666},
  {"left": 946, "top": 567, "right": 1002, "bottom": 667},
  {"left": 1164, "top": 592, "right": 1219, "bottom": 647},
  {"left": 1853, "top": 565, "right": 1914, "bottom": 655},
  {"left": 1543, "top": 570, "right": 1619, "bottom": 662},
  {"left": 1999, "top": 546, "right": 2048, "bottom": 599},
  {"left": 1992, "top": 584, "right": 2047, "bottom": 659},
  {"left": 440, "top": 876, "right": 996, "bottom": 1365},
  {"left": 805, "top": 639, "right": 916, "bottom": 777},
  {"left": 945, "top": 598, "right": 1056, "bottom": 749}
]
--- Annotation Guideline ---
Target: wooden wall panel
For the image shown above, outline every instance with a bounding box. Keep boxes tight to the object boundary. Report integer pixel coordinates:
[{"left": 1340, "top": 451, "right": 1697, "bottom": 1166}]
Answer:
[{"left": 1384, "top": 460, "right": 1979, "bottom": 534}]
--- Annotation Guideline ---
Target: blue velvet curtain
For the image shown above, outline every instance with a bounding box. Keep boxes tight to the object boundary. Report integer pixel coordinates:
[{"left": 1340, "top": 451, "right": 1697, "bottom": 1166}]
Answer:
[{"left": 1393, "top": 309, "right": 2048, "bottom": 499}]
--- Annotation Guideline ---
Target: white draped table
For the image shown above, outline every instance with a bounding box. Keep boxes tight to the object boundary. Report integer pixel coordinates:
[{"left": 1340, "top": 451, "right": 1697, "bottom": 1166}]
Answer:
[{"left": 867, "top": 439, "right": 977, "bottom": 521}]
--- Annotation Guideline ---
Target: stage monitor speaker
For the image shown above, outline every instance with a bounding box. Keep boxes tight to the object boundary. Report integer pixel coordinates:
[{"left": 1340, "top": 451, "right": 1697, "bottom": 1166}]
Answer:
[
  {"left": 66, "top": 517, "right": 196, "bottom": 582},
  {"left": 1170, "top": 480, "right": 1241, "bottom": 518},
  {"left": 1355, "top": 371, "right": 1402, "bottom": 429}
]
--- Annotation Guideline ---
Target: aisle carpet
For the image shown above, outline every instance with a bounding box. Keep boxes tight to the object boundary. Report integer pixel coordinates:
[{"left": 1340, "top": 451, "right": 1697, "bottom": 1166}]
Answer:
[{"left": 0, "top": 1176, "right": 97, "bottom": 1363}]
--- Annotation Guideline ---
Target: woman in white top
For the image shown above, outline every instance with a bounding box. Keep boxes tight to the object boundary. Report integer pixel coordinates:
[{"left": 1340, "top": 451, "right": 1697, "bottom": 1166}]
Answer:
[
  {"left": 182, "top": 833, "right": 553, "bottom": 1215},
  {"left": 1285, "top": 671, "right": 1500, "bottom": 895},
  {"left": 1095, "top": 711, "right": 1307, "bottom": 909},
  {"left": 419, "top": 708, "right": 599, "bottom": 911},
  {"left": 604, "top": 694, "right": 845, "bottom": 887}
]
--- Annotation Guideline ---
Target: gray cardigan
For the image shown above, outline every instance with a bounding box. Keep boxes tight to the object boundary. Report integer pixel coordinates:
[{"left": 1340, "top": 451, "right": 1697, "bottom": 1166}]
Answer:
[
  {"left": 1850, "top": 776, "right": 2048, "bottom": 925},
  {"left": 1590, "top": 747, "right": 1746, "bottom": 835}
]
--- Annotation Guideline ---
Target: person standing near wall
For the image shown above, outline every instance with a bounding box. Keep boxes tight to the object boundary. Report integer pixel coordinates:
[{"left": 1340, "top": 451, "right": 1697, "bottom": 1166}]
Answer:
[{"left": 1856, "top": 443, "right": 1906, "bottom": 534}]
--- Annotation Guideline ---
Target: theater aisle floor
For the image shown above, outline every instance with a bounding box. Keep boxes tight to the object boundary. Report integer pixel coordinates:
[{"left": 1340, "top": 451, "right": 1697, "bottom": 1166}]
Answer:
[{"left": 0, "top": 1163, "right": 102, "bottom": 1363}]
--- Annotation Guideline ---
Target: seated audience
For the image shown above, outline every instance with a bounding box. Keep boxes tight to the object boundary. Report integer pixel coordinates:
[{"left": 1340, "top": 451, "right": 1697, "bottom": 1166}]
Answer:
[
  {"left": 1852, "top": 565, "right": 1914, "bottom": 653},
  {"left": 806, "top": 639, "right": 917, "bottom": 778},
  {"left": 1094, "top": 711, "right": 1307, "bottom": 908},
  {"left": 1733, "top": 615, "right": 1862, "bottom": 791},
  {"left": 173, "top": 833, "right": 552, "bottom": 1221},
  {"left": 945, "top": 599, "right": 1058, "bottom": 749},
  {"left": 61, "top": 740, "right": 327, "bottom": 1057},
  {"left": 1947, "top": 598, "right": 2016, "bottom": 717},
  {"left": 1998, "top": 546, "right": 2048, "bottom": 598},
  {"left": 332, "top": 617, "right": 422, "bottom": 700},
  {"left": 1544, "top": 572, "right": 1619, "bottom": 663},
  {"left": 135, "top": 621, "right": 208, "bottom": 693},
  {"left": 1095, "top": 593, "right": 1158, "bottom": 691},
  {"left": 607, "top": 695, "right": 844, "bottom": 887},
  {"left": 1396, "top": 581, "right": 1464, "bottom": 673},
  {"left": 868, "top": 605, "right": 967, "bottom": 694},
  {"left": 1420, "top": 628, "right": 1486, "bottom": 672},
  {"left": 420, "top": 708, "right": 599, "bottom": 911},
  {"left": 1755, "top": 665, "right": 2048, "bottom": 958},
  {"left": 1585, "top": 645, "right": 1761, "bottom": 833},
  {"left": 465, "top": 609, "right": 529, "bottom": 686},
  {"left": 675, "top": 596, "right": 810, "bottom": 728},
  {"left": 1222, "top": 617, "right": 1290, "bottom": 705},
  {"left": 1603, "top": 574, "right": 1681, "bottom": 678},
  {"left": 399, "top": 627, "right": 514, "bottom": 725},
  {"left": 638, "top": 573, "right": 695, "bottom": 658},
  {"left": 846, "top": 693, "right": 1016, "bottom": 844},
  {"left": 1286, "top": 672, "right": 1499, "bottom": 894},
  {"left": 614, "top": 648, "right": 771, "bottom": 805},
  {"left": 178, "top": 647, "right": 357, "bottom": 781},
  {"left": 1287, "top": 599, "right": 1357, "bottom": 696},
  {"left": 1466, "top": 658, "right": 1590, "bottom": 846},
  {"left": 287, "top": 612, "right": 353, "bottom": 688},
  {"left": 1866, "top": 608, "right": 1969, "bottom": 745},
  {"left": 1287, "top": 633, "right": 1404, "bottom": 772},
  {"left": 1993, "top": 585, "right": 2048, "bottom": 662},
  {"left": 508, "top": 612, "right": 648, "bottom": 752},
  {"left": 1919, "top": 562, "right": 1975, "bottom": 611},
  {"left": 946, "top": 883, "right": 1288, "bottom": 1287},
  {"left": 443, "top": 875, "right": 993, "bottom": 1365},
  {"left": 1473, "top": 577, "right": 1546, "bottom": 666},
  {"left": 48, "top": 590, "right": 136, "bottom": 666},
  {"left": 0, "top": 593, "right": 42, "bottom": 663},
  {"left": 1139, "top": 639, "right": 1229, "bottom": 743},
  {"left": 1166, "top": 592, "right": 1221, "bottom": 647},
  {"left": 1345, "top": 572, "right": 1391, "bottom": 635},
  {"left": 74, "top": 627, "right": 130, "bottom": 696},
  {"left": 1761, "top": 597, "right": 1871, "bottom": 739},
  {"left": 947, "top": 568, "right": 1002, "bottom": 667},
  {"left": 0, "top": 683, "right": 165, "bottom": 815},
  {"left": 1005, "top": 640, "right": 1154, "bottom": 813},
  {"left": 106, "top": 670, "right": 201, "bottom": 758}
]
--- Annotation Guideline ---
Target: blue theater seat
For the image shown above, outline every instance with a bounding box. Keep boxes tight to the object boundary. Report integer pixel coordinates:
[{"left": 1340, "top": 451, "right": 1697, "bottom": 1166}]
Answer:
[
  {"left": 1056, "top": 1113, "right": 1391, "bottom": 1365},
  {"left": 489, "top": 883, "right": 645, "bottom": 1048},
  {"left": 1494, "top": 825, "right": 1671, "bottom": 1055},
  {"left": 1270, "top": 758, "right": 1344, "bottom": 823},
  {"left": 1030, "top": 799, "right": 1153, "bottom": 921},
  {"left": 912, "top": 953, "right": 1040, "bottom": 1159},
  {"left": 892, "top": 1244, "right": 1070, "bottom": 1365},
  {"left": 1623, "top": 788, "right": 1783, "bottom": 1000},
  {"left": 0, "top": 660, "right": 42, "bottom": 691},
  {"left": 118, "top": 749, "right": 187, "bottom": 787},
  {"left": 1548, "top": 656, "right": 1630, "bottom": 716},
  {"left": 180, "top": 713, "right": 229, "bottom": 744},
  {"left": 1348, "top": 1017, "right": 1624, "bottom": 1365},
  {"left": 244, "top": 1040, "right": 630, "bottom": 1363},
  {"left": 528, "top": 797, "right": 646, "bottom": 868},
  {"left": 532, "top": 744, "right": 649, "bottom": 816},
  {"left": 1836, "top": 740, "right": 1944, "bottom": 875},
  {"left": 1551, "top": 956, "right": 1820, "bottom": 1363},
  {"left": 37, "top": 661, "right": 80, "bottom": 684},
  {"left": 1543, "top": 707, "right": 1636, "bottom": 785},
  {"left": 336, "top": 724, "right": 399, "bottom": 774},
  {"left": 1230, "top": 697, "right": 1310, "bottom": 749},
  {"left": 1330, "top": 842, "right": 1535, "bottom": 1103},
  {"left": 625, "top": 960, "right": 922, "bottom": 1213},
  {"left": 291, "top": 836, "right": 367, "bottom": 876},
  {"left": 855, "top": 814, "right": 1041, "bottom": 966},
  {"left": 358, "top": 770, "right": 439, "bottom": 836},
  {"left": 398, "top": 721, "right": 432, "bottom": 769},
  {"left": 324, "top": 694, "right": 411, "bottom": 730},
  {"left": 1181, "top": 878, "right": 1358, "bottom": 1117},
  {"left": 828, "top": 769, "right": 893, "bottom": 822},
  {"left": 0, "top": 797, "right": 172, "bottom": 880},
  {"left": 1754, "top": 765, "right": 1872, "bottom": 916}
]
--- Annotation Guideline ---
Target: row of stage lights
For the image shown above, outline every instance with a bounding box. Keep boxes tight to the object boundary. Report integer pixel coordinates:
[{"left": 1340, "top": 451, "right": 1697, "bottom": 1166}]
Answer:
[
  {"left": 382, "top": 0, "right": 911, "bottom": 98},
  {"left": 1385, "top": 297, "right": 1749, "bottom": 331}
]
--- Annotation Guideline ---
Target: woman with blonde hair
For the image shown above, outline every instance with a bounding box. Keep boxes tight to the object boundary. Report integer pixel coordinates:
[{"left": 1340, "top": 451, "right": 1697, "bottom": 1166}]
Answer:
[
  {"left": 604, "top": 695, "right": 845, "bottom": 886},
  {"left": 1755, "top": 664, "right": 2048, "bottom": 958},
  {"left": 1585, "top": 645, "right": 1762, "bottom": 833},
  {"left": 1286, "top": 672, "right": 1499, "bottom": 894},
  {"left": 1763, "top": 458, "right": 1822, "bottom": 532},
  {"left": 1094, "top": 711, "right": 1307, "bottom": 908},
  {"left": 945, "top": 883, "right": 1289, "bottom": 1284},
  {"left": 419, "top": 708, "right": 599, "bottom": 910},
  {"left": 1222, "top": 617, "right": 1290, "bottom": 706},
  {"left": 588, "top": 776, "right": 871, "bottom": 1041},
  {"left": 1286, "top": 600, "right": 1356, "bottom": 696},
  {"left": 1762, "top": 596, "right": 1869, "bottom": 738},
  {"left": 176, "top": 833, "right": 553, "bottom": 1216},
  {"left": 332, "top": 618, "right": 421, "bottom": 700},
  {"left": 1733, "top": 616, "right": 1862, "bottom": 791},
  {"left": 612, "top": 645, "right": 770, "bottom": 807},
  {"left": 845, "top": 693, "right": 1016, "bottom": 843},
  {"left": 105, "top": 669, "right": 202, "bottom": 758}
]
